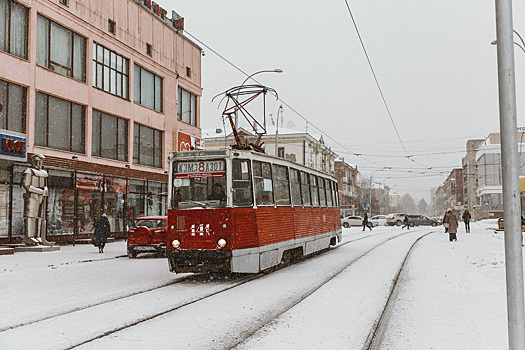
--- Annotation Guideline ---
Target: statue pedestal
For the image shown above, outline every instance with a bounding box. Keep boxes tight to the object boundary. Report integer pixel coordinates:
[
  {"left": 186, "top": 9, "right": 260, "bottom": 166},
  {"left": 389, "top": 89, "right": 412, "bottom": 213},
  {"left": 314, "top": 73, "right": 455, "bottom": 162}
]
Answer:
[{"left": 14, "top": 245, "right": 60, "bottom": 253}]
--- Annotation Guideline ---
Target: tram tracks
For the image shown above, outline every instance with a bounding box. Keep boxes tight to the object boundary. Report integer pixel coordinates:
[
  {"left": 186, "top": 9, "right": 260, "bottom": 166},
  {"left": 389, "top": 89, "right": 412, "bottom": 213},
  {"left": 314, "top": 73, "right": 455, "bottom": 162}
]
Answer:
[{"left": 1, "top": 229, "right": 427, "bottom": 349}]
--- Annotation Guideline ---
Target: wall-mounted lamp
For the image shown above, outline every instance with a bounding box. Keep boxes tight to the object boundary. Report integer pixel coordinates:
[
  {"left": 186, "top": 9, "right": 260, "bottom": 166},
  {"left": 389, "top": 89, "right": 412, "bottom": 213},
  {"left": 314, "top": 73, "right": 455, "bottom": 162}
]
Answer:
[
  {"left": 125, "top": 164, "right": 130, "bottom": 169},
  {"left": 72, "top": 156, "right": 78, "bottom": 160}
]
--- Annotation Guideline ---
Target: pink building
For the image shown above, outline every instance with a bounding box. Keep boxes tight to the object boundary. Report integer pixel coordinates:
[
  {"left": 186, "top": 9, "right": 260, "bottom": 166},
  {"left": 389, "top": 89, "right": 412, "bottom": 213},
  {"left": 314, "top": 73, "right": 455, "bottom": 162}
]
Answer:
[{"left": 0, "top": 0, "right": 202, "bottom": 243}]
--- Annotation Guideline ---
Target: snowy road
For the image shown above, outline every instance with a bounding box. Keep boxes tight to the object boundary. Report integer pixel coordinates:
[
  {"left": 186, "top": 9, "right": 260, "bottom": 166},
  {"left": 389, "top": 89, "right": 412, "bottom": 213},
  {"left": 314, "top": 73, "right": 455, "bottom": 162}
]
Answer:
[{"left": 0, "top": 220, "right": 517, "bottom": 349}]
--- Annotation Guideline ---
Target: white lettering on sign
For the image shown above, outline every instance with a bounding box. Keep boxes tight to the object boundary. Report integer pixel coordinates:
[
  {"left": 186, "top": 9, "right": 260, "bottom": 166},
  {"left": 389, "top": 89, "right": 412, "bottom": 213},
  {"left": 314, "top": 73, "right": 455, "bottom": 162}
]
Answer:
[{"left": 177, "top": 161, "right": 224, "bottom": 174}]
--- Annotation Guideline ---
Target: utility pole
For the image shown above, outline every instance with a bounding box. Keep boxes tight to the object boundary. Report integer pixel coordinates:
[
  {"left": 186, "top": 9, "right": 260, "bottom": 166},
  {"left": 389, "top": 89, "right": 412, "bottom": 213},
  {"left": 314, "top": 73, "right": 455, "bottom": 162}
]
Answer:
[{"left": 495, "top": 0, "right": 525, "bottom": 348}]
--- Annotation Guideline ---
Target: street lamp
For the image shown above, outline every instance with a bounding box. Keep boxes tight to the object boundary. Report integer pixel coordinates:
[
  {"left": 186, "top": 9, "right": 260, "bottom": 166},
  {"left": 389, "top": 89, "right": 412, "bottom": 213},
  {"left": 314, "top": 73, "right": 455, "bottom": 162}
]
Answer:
[{"left": 491, "top": 30, "right": 525, "bottom": 54}]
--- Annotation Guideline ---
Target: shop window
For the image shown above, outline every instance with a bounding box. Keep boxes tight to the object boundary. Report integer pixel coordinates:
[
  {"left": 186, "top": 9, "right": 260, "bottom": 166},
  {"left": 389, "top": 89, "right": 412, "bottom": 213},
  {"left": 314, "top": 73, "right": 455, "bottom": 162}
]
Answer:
[
  {"left": 0, "top": 0, "right": 28, "bottom": 59},
  {"left": 92, "top": 110, "right": 128, "bottom": 162},
  {"left": 36, "top": 14, "right": 86, "bottom": 82},
  {"left": 134, "top": 64, "right": 162, "bottom": 112},
  {"left": 35, "top": 91, "right": 85, "bottom": 153},
  {"left": 133, "top": 123, "right": 162, "bottom": 168},
  {"left": 0, "top": 79, "right": 26, "bottom": 133},
  {"left": 92, "top": 42, "right": 129, "bottom": 99},
  {"left": 177, "top": 87, "right": 196, "bottom": 126}
]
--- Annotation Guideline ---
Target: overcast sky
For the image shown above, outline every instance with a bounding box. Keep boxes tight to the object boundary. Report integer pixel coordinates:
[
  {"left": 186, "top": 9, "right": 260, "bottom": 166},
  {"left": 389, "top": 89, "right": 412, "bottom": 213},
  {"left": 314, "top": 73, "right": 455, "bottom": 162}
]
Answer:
[{"left": 165, "top": 0, "right": 525, "bottom": 204}]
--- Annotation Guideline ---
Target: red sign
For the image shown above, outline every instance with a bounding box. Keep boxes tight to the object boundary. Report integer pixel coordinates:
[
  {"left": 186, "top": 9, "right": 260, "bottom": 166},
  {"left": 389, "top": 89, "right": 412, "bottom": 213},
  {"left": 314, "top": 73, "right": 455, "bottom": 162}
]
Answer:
[
  {"left": 2, "top": 138, "right": 25, "bottom": 154},
  {"left": 177, "top": 132, "right": 204, "bottom": 151},
  {"left": 76, "top": 174, "right": 103, "bottom": 192}
]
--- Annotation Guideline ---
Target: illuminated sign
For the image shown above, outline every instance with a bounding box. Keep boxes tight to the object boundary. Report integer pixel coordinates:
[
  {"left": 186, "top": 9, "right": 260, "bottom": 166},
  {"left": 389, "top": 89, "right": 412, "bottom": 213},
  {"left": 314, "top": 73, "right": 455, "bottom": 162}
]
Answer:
[{"left": 0, "top": 131, "right": 27, "bottom": 161}]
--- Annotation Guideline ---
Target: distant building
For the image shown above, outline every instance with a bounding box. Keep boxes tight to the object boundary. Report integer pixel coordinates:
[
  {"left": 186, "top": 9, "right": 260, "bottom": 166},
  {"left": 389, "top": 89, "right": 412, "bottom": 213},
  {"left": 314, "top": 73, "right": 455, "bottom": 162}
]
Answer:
[
  {"left": 443, "top": 169, "right": 463, "bottom": 211},
  {"left": 334, "top": 159, "right": 358, "bottom": 215},
  {"left": 202, "top": 127, "right": 338, "bottom": 175},
  {"left": 462, "top": 139, "right": 484, "bottom": 211}
]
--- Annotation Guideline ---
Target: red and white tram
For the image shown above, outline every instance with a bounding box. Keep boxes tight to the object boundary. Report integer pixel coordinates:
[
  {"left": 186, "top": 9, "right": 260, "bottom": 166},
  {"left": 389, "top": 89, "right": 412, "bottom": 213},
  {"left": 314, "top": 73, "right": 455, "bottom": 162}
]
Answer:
[{"left": 166, "top": 148, "right": 341, "bottom": 273}]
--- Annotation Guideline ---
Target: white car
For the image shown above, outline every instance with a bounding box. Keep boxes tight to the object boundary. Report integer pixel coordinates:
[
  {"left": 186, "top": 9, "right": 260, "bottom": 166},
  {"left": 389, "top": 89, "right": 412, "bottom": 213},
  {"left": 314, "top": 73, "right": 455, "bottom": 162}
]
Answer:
[
  {"left": 371, "top": 215, "right": 387, "bottom": 226},
  {"left": 341, "top": 215, "right": 379, "bottom": 228}
]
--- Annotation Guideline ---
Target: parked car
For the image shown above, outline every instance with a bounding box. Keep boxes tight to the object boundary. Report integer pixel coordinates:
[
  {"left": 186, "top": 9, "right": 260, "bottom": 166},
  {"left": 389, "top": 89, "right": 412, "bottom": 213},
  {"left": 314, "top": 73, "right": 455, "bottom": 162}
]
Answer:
[
  {"left": 406, "top": 214, "right": 440, "bottom": 227},
  {"left": 371, "top": 215, "right": 387, "bottom": 226},
  {"left": 386, "top": 213, "right": 407, "bottom": 226},
  {"left": 127, "top": 216, "right": 167, "bottom": 258},
  {"left": 341, "top": 215, "right": 378, "bottom": 228}
]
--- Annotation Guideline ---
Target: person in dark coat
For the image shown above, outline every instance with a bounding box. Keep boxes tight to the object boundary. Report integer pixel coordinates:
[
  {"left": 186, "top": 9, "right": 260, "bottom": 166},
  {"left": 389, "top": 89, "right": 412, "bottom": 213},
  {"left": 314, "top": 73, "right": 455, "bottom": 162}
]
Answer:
[
  {"left": 443, "top": 210, "right": 449, "bottom": 233},
  {"left": 362, "top": 213, "right": 372, "bottom": 231},
  {"left": 444, "top": 208, "right": 459, "bottom": 242},
  {"left": 401, "top": 214, "right": 410, "bottom": 229},
  {"left": 94, "top": 213, "right": 110, "bottom": 253},
  {"left": 462, "top": 209, "right": 471, "bottom": 233}
]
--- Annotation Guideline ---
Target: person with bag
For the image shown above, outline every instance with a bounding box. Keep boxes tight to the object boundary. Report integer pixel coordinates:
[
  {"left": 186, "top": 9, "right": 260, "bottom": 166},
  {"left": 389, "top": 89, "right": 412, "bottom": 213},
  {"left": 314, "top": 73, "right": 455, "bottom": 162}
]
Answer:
[
  {"left": 462, "top": 209, "right": 471, "bottom": 233},
  {"left": 444, "top": 208, "right": 458, "bottom": 242},
  {"left": 93, "top": 213, "right": 111, "bottom": 253}
]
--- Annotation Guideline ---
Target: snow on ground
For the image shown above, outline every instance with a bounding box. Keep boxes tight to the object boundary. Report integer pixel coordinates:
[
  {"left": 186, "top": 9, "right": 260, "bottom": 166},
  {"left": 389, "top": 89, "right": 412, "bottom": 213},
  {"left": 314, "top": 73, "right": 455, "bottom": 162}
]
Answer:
[{"left": 0, "top": 219, "right": 522, "bottom": 349}]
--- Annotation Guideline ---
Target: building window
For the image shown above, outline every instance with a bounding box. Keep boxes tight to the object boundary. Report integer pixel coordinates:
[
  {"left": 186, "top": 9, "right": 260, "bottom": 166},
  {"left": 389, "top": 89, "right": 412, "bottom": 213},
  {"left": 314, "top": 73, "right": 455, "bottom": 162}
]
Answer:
[
  {"left": 277, "top": 147, "right": 284, "bottom": 158},
  {"left": 133, "top": 123, "right": 162, "bottom": 168},
  {"left": 134, "top": 64, "right": 162, "bottom": 112},
  {"left": 92, "top": 110, "right": 128, "bottom": 161},
  {"left": 0, "top": 79, "right": 26, "bottom": 133},
  {"left": 92, "top": 42, "right": 129, "bottom": 99},
  {"left": 37, "top": 15, "right": 86, "bottom": 82},
  {"left": 186, "top": 66, "right": 191, "bottom": 77},
  {"left": 108, "top": 19, "right": 116, "bottom": 34},
  {"left": 35, "top": 92, "right": 85, "bottom": 153},
  {"left": 177, "top": 87, "right": 196, "bottom": 126},
  {"left": 146, "top": 43, "right": 152, "bottom": 56},
  {"left": 59, "top": 0, "right": 69, "bottom": 6},
  {"left": 0, "top": 0, "right": 28, "bottom": 59}
]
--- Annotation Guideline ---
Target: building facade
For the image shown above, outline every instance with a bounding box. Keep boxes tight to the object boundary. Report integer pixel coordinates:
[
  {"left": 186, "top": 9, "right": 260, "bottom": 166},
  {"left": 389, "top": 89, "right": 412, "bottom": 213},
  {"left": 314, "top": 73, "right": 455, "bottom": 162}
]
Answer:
[
  {"left": 462, "top": 139, "right": 484, "bottom": 211},
  {"left": 334, "top": 159, "right": 358, "bottom": 215},
  {"left": 0, "top": 0, "right": 202, "bottom": 243},
  {"left": 442, "top": 169, "right": 463, "bottom": 211}
]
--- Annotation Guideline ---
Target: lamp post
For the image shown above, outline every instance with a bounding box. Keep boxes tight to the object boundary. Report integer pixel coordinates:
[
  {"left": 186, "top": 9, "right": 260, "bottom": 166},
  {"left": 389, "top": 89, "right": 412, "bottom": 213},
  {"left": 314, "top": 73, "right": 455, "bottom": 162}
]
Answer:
[
  {"left": 369, "top": 169, "right": 383, "bottom": 216},
  {"left": 235, "top": 69, "right": 283, "bottom": 128}
]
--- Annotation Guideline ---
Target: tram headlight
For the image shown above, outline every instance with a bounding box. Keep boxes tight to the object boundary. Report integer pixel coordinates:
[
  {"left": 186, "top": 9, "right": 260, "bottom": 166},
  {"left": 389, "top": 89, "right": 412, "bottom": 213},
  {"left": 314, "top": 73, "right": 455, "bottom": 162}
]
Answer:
[
  {"left": 172, "top": 239, "right": 181, "bottom": 249},
  {"left": 170, "top": 225, "right": 176, "bottom": 230},
  {"left": 217, "top": 238, "right": 227, "bottom": 248},
  {"left": 222, "top": 223, "right": 227, "bottom": 229}
]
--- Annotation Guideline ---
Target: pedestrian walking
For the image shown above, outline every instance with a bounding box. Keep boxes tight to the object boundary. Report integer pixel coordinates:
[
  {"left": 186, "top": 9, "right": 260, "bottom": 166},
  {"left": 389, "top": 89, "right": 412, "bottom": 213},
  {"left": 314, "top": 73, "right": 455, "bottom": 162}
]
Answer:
[
  {"left": 93, "top": 213, "right": 111, "bottom": 253},
  {"left": 443, "top": 210, "right": 449, "bottom": 233},
  {"left": 401, "top": 214, "right": 410, "bottom": 229},
  {"left": 362, "top": 213, "right": 372, "bottom": 231},
  {"left": 462, "top": 209, "right": 471, "bottom": 233},
  {"left": 444, "top": 208, "right": 458, "bottom": 242}
]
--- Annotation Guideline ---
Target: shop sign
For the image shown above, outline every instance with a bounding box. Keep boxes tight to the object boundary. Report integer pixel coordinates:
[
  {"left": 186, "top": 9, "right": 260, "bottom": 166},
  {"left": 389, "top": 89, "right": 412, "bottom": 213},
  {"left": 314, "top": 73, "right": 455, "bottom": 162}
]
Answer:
[
  {"left": 177, "top": 131, "right": 204, "bottom": 151},
  {"left": 0, "top": 130, "right": 27, "bottom": 161},
  {"left": 105, "top": 177, "right": 128, "bottom": 194},
  {"left": 137, "top": 0, "right": 184, "bottom": 31},
  {"left": 75, "top": 174, "right": 103, "bottom": 192}
]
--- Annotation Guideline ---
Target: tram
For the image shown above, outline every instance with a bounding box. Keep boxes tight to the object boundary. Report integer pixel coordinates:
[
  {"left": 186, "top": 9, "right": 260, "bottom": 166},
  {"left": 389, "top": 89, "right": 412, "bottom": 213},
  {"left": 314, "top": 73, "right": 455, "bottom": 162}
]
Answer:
[{"left": 166, "top": 148, "right": 342, "bottom": 273}]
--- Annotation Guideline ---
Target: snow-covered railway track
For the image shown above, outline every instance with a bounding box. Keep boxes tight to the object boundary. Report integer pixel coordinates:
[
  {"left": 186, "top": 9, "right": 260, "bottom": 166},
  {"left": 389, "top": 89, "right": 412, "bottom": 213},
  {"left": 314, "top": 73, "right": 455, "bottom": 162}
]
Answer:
[{"left": 363, "top": 232, "right": 432, "bottom": 350}]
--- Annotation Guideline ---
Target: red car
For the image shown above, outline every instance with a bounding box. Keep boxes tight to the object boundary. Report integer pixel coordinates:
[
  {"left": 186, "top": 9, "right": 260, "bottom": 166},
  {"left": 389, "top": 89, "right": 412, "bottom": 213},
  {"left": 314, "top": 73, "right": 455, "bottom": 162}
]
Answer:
[{"left": 127, "top": 216, "right": 167, "bottom": 258}]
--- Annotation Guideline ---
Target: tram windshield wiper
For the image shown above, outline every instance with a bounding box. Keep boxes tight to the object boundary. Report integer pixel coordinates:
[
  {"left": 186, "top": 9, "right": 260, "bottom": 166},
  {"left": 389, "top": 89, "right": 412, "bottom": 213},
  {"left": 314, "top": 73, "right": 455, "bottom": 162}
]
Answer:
[{"left": 188, "top": 200, "right": 214, "bottom": 214}]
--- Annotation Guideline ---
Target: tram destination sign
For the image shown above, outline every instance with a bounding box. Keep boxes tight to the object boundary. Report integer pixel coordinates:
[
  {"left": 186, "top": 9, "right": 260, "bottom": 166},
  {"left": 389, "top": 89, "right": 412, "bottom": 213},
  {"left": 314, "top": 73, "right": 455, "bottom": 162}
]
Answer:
[{"left": 175, "top": 160, "right": 225, "bottom": 179}]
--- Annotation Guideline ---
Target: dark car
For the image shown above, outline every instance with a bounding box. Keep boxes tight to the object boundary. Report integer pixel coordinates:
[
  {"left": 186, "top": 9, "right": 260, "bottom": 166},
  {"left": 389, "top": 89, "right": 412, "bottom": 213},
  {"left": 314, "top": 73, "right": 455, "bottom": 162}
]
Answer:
[
  {"left": 406, "top": 214, "right": 439, "bottom": 227},
  {"left": 127, "top": 216, "right": 167, "bottom": 258}
]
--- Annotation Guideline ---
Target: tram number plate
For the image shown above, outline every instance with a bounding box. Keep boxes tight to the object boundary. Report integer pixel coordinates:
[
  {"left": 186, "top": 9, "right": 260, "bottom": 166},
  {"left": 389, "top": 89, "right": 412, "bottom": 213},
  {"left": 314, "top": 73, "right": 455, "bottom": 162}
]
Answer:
[{"left": 177, "top": 161, "right": 224, "bottom": 174}]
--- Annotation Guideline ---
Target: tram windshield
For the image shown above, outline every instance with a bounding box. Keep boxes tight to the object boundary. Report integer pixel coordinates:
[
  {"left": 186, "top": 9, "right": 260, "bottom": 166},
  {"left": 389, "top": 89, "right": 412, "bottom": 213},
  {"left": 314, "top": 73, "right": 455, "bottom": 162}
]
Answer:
[{"left": 171, "top": 159, "right": 227, "bottom": 209}]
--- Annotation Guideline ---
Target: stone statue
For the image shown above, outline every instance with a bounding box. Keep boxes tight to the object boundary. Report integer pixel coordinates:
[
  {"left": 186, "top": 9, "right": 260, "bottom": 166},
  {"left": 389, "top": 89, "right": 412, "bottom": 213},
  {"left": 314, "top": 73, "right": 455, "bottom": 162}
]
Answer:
[{"left": 22, "top": 154, "right": 53, "bottom": 246}]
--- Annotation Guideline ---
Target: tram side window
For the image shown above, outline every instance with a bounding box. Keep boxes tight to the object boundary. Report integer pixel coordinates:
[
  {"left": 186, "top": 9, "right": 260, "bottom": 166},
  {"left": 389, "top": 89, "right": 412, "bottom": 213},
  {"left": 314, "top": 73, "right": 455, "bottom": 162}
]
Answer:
[
  {"left": 232, "top": 159, "right": 253, "bottom": 207},
  {"left": 300, "top": 171, "right": 311, "bottom": 206},
  {"left": 290, "top": 169, "right": 302, "bottom": 206},
  {"left": 332, "top": 181, "right": 339, "bottom": 206},
  {"left": 319, "top": 178, "right": 327, "bottom": 206},
  {"left": 253, "top": 161, "right": 274, "bottom": 206},
  {"left": 273, "top": 164, "right": 290, "bottom": 206},
  {"left": 310, "top": 174, "right": 319, "bottom": 207},
  {"left": 326, "top": 179, "right": 333, "bottom": 206}
]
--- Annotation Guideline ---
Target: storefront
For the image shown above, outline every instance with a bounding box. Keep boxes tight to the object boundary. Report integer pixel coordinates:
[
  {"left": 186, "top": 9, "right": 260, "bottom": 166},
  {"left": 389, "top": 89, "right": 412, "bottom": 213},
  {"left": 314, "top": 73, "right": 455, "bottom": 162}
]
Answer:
[{"left": 0, "top": 154, "right": 167, "bottom": 244}]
